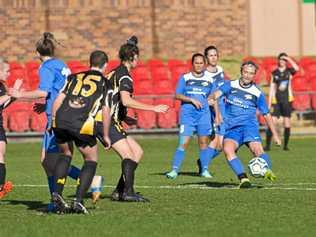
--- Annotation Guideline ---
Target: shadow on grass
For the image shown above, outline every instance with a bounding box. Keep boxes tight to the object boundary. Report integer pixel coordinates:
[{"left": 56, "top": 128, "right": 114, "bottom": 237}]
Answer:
[
  {"left": 180, "top": 181, "right": 265, "bottom": 189},
  {"left": 2, "top": 200, "right": 47, "bottom": 212},
  {"left": 150, "top": 171, "right": 200, "bottom": 177}
]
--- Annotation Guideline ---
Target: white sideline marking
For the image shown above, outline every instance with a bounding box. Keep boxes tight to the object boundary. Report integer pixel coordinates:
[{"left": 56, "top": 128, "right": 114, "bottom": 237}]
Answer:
[{"left": 12, "top": 183, "right": 316, "bottom": 191}]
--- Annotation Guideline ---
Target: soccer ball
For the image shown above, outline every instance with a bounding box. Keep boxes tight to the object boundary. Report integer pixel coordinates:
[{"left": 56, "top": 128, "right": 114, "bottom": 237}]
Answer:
[{"left": 248, "top": 157, "right": 268, "bottom": 178}]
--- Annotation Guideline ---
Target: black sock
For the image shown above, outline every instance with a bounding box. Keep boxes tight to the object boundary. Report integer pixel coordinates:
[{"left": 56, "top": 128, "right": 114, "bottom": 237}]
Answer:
[
  {"left": 54, "top": 154, "right": 72, "bottom": 195},
  {"left": 284, "top": 127, "right": 291, "bottom": 149},
  {"left": 238, "top": 173, "right": 248, "bottom": 180},
  {"left": 42, "top": 153, "right": 59, "bottom": 177},
  {"left": 122, "top": 159, "right": 138, "bottom": 195},
  {"left": 0, "top": 163, "right": 6, "bottom": 187},
  {"left": 115, "top": 173, "right": 125, "bottom": 193},
  {"left": 75, "top": 160, "right": 97, "bottom": 203},
  {"left": 265, "top": 129, "right": 272, "bottom": 149}
]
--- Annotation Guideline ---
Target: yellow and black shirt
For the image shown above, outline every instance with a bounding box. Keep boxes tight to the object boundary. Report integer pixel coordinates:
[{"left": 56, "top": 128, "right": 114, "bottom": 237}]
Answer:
[
  {"left": 54, "top": 70, "right": 110, "bottom": 135},
  {"left": 272, "top": 67, "right": 296, "bottom": 103},
  {"left": 108, "top": 64, "right": 133, "bottom": 123}
]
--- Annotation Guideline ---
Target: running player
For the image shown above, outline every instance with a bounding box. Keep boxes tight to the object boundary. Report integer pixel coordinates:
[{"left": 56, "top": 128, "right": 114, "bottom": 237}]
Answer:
[
  {"left": 0, "top": 58, "right": 22, "bottom": 199},
  {"left": 107, "top": 36, "right": 169, "bottom": 202},
  {"left": 265, "top": 53, "right": 299, "bottom": 151},
  {"left": 8, "top": 33, "right": 103, "bottom": 209},
  {"left": 197, "top": 45, "right": 226, "bottom": 176},
  {"left": 51, "top": 50, "right": 111, "bottom": 214},
  {"left": 209, "top": 61, "right": 281, "bottom": 188},
  {"left": 165, "top": 53, "right": 214, "bottom": 179}
]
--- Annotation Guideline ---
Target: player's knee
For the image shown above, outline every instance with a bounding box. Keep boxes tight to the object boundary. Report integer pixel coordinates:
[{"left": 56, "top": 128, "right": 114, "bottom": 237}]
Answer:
[{"left": 252, "top": 147, "right": 264, "bottom": 157}]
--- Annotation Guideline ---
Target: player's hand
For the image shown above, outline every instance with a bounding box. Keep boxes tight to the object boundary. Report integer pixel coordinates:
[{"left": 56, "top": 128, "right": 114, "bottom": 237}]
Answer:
[
  {"left": 33, "top": 103, "right": 46, "bottom": 114},
  {"left": 103, "top": 136, "right": 111, "bottom": 150},
  {"left": 13, "top": 79, "right": 23, "bottom": 90},
  {"left": 191, "top": 99, "right": 202, "bottom": 109},
  {"left": 8, "top": 88, "right": 21, "bottom": 98},
  {"left": 208, "top": 98, "right": 216, "bottom": 106},
  {"left": 273, "top": 135, "right": 282, "bottom": 146},
  {"left": 153, "top": 104, "right": 169, "bottom": 113},
  {"left": 214, "top": 114, "right": 223, "bottom": 126}
]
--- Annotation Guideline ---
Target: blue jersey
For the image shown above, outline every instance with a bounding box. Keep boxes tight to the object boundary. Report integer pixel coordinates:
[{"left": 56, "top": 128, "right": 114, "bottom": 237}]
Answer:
[
  {"left": 176, "top": 71, "right": 214, "bottom": 125},
  {"left": 219, "top": 79, "right": 269, "bottom": 129},
  {"left": 38, "top": 58, "right": 71, "bottom": 122},
  {"left": 205, "top": 66, "right": 226, "bottom": 117}
]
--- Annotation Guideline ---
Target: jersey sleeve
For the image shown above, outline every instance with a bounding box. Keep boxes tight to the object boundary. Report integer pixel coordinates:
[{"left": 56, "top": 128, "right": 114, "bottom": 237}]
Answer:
[
  {"left": 257, "top": 93, "right": 269, "bottom": 115},
  {"left": 288, "top": 67, "right": 296, "bottom": 76},
  {"left": 61, "top": 74, "right": 74, "bottom": 94},
  {"left": 103, "top": 80, "right": 112, "bottom": 108},
  {"left": 218, "top": 80, "right": 231, "bottom": 95},
  {"left": 175, "top": 76, "right": 185, "bottom": 95},
  {"left": 38, "top": 66, "right": 54, "bottom": 93},
  {"left": 119, "top": 75, "right": 133, "bottom": 93}
]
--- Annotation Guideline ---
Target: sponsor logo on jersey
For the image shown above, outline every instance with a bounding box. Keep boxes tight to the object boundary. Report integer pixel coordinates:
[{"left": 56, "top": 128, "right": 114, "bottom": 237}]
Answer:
[{"left": 245, "top": 94, "right": 253, "bottom": 100}]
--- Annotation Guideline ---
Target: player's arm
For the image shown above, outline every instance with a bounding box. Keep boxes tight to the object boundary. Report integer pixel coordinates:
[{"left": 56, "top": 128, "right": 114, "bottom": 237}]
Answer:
[
  {"left": 258, "top": 93, "right": 281, "bottom": 146},
  {"left": 213, "top": 99, "right": 222, "bottom": 125},
  {"left": 102, "top": 105, "right": 111, "bottom": 150},
  {"left": 283, "top": 56, "right": 299, "bottom": 71},
  {"left": 0, "top": 79, "right": 23, "bottom": 108},
  {"left": 208, "top": 80, "right": 230, "bottom": 103},
  {"left": 175, "top": 75, "right": 202, "bottom": 109},
  {"left": 51, "top": 92, "right": 66, "bottom": 125},
  {"left": 268, "top": 79, "right": 276, "bottom": 109},
  {"left": 120, "top": 75, "right": 168, "bottom": 113}
]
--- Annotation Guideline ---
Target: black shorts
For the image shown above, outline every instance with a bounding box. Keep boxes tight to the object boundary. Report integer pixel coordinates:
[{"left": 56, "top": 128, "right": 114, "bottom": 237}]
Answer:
[
  {"left": 53, "top": 127, "right": 97, "bottom": 148},
  {"left": 0, "top": 126, "right": 7, "bottom": 143},
  {"left": 271, "top": 102, "right": 292, "bottom": 118}
]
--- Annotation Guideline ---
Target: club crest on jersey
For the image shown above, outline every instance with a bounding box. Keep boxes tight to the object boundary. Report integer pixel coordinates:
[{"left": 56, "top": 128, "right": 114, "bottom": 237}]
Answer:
[
  {"left": 245, "top": 94, "right": 252, "bottom": 100},
  {"left": 201, "top": 82, "right": 209, "bottom": 87}
]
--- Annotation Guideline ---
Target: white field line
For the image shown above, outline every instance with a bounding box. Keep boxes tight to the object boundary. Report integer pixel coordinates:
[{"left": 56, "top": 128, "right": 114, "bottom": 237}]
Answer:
[{"left": 12, "top": 183, "right": 316, "bottom": 191}]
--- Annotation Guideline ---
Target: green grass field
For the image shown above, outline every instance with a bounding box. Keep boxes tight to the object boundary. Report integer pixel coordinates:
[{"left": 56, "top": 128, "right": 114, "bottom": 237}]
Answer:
[{"left": 1, "top": 136, "right": 316, "bottom": 237}]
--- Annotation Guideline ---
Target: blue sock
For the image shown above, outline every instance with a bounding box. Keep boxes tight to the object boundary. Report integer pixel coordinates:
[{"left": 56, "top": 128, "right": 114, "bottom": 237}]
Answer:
[
  {"left": 200, "top": 147, "right": 216, "bottom": 171},
  {"left": 213, "top": 149, "right": 220, "bottom": 158},
  {"left": 172, "top": 148, "right": 185, "bottom": 172},
  {"left": 260, "top": 153, "right": 272, "bottom": 169},
  {"left": 68, "top": 165, "right": 81, "bottom": 180},
  {"left": 47, "top": 176, "right": 55, "bottom": 195},
  {"left": 228, "top": 157, "right": 245, "bottom": 176}
]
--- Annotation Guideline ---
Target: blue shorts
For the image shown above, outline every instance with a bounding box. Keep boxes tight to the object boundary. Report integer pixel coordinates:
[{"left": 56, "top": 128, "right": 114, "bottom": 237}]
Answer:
[
  {"left": 214, "top": 122, "right": 226, "bottom": 136},
  {"left": 42, "top": 130, "right": 60, "bottom": 153},
  {"left": 224, "top": 125, "right": 261, "bottom": 147},
  {"left": 179, "top": 123, "right": 212, "bottom": 137}
]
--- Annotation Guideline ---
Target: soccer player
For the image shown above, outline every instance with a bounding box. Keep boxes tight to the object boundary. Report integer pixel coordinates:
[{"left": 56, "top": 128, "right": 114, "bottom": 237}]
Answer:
[
  {"left": 209, "top": 61, "right": 281, "bottom": 188},
  {"left": 265, "top": 53, "right": 299, "bottom": 151},
  {"left": 9, "top": 33, "right": 102, "bottom": 209},
  {"left": 107, "top": 36, "right": 169, "bottom": 202},
  {"left": 197, "top": 45, "right": 226, "bottom": 176},
  {"left": 0, "top": 58, "right": 22, "bottom": 199},
  {"left": 165, "top": 53, "right": 214, "bottom": 179},
  {"left": 51, "top": 50, "right": 111, "bottom": 214}
]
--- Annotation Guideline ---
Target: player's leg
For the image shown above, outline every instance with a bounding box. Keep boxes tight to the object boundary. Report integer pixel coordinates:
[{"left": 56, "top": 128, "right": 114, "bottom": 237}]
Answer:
[
  {"left": 72, "top": 136, "right": 98, "bottom": 214},
  {"left": 248, "top": 141, "right": 276, "bottom": 181},
  {"left": 0, "top": 135, "right": 12, "bottom": 199},
  {"left": 196, "top": 121, "right": 212, "bottom": 177},
  {"left": 166, "top": 124, "right": 193, "bottom": 179},
  {"left": 265, "top": 104, "right": 279, "bottom": 151},
  {"left": 282, "top": 102, "right": 292, "bottom": 151},
  {"left": 223, "top": 128, "right": 250, "bottom": 188}
]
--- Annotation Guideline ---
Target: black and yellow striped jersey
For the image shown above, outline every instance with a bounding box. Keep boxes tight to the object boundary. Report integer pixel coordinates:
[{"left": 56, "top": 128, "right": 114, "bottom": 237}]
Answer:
[
  {"left": 108, "top": 64, "right": 133, "bottom": 122},
  {"left": 54, "top": 70, "right": 110, "bottom": 135}
]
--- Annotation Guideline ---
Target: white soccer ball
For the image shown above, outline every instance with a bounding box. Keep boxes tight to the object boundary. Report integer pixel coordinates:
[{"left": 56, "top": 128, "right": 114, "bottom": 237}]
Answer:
[{"left": 248, "top": 157, "right": 268, "bottom": 178}]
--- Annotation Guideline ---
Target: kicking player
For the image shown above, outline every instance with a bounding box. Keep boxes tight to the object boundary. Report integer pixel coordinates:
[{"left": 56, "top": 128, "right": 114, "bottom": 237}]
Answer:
[
  {"left": 107, "top": 36, "right": 169, "bottom": 202},
  {"left": 0, "top": 58, "right": 22, "bottom": 199},
  {"left": 265, "top": 53, "right": 299, "bottom": 151},
  {"left": 166, "top": 53, "right": 214, "bottom": 179},
  {"left": 209, "top": 61, "right": 281, "bottom": 188},
  {"left": 197, "top": 45, "right": 226, "bottom": 176},
  {"left": 51, "top": 50, "right": 111, "bottom": 214},
  {"left": 9, "top": 33, "right": 103, "bottom": 208}
]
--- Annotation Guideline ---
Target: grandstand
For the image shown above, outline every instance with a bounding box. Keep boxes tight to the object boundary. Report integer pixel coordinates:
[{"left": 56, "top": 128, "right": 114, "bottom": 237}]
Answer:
[{"left": 4, "top": 56, "right": 316, "bottom": 137}]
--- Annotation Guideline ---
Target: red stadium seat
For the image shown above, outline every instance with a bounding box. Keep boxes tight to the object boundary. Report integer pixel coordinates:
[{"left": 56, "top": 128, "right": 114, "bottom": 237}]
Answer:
[
  {"left": 106, "top": 60, "right": 120, "bottom": 73},
  {"left": 242, "top": 56, "right": 261, "bottom": 65},
  {"left": 305, "top": 64, "right": 316, "bottom": 74},
  {"left": 25, "top": 61, "right": 40, "bottom": 72},
  {"left": 167, "top": 59, "right": 185, "bottom": 71},
  {"left": 30, "top": 111, "right": 47, "bottom": 132},
  {"left": 147, "top": 59, "right": 164, "bottom": 69},
  {"left": 7, "top": 102, "right": 32, "bottom": 132},
  {"left": 262, "top": 57, "right": 277, "bottom": 68},
  {"left": 150, "top": 65, "right": 170, "bottom": 81},
  {"left": 292, "top": 76, "right": 309, "bottom": 92},
  {"left": 7, "top": 68, "right": 29, "bottom": 89},
  {"left": 170, "top": 65, "right": 190, "bottom": 88},
  {"left": 2, "top": 110, "right": 9, "bottom": 131},
  {"left": 70, "top": 65, "right": 89, "bottom": 74},
  {"left": 157, "top": 108, "right": 177, "bottom": 128},
  {"left": 292, "top": 94, "right": 311, "bottom": 111},
  {"left": 153, "top": 80, "right": 174, "bottom": 95},
  {"left": 9, "top": 61, "right": 23, "bottom": 70},
  {"left": 135, "top": 99, "right": 156, "bottom": 129},
  {"left": 134, "top": 80, "right": 154, "bottom": 95},
  {"left": 311, "top": 95, "right": 316, "bottom": 110},
  {"left": 130, "top": 66, "right": 150, "bottom": 82},
  {"left": 299, "top": 57, "right": 316, "bottom": 69},
  {"left": 154, "top": 98, "right": 175, "bottom": 108},
  {"left": 27, "top": 69, "right": 40, "bottom": 90}
]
